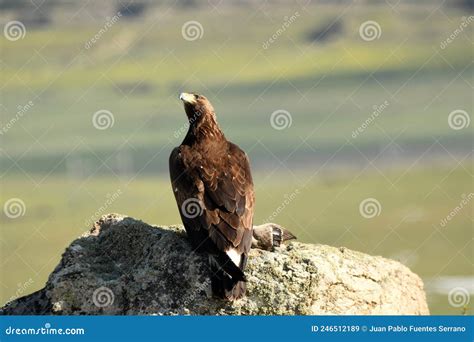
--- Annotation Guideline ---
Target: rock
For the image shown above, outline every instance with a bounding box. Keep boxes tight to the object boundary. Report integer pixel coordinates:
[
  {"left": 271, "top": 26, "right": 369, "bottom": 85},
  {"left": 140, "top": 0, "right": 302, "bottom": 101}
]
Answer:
[{"left": 0, "top": 214, "right": 429, "bottom": 315}]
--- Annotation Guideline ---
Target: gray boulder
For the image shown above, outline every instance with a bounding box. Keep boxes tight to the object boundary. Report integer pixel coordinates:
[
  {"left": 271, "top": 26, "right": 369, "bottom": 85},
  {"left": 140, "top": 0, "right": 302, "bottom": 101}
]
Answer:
[{"left": 0, "top": 213, "right": 429, "bottom": 315}]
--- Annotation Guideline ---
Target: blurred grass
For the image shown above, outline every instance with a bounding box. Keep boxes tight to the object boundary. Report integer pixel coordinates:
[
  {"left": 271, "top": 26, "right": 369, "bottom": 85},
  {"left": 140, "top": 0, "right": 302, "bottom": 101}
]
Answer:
[
  {"left": 1, "top": 164, "right": 472, "bottom": 314},
  {"left": 0, "top": 2, "right": 473, "bottom": 314},
  {"left": 0, "top": 4, "right": 472, "bottom": 162}
]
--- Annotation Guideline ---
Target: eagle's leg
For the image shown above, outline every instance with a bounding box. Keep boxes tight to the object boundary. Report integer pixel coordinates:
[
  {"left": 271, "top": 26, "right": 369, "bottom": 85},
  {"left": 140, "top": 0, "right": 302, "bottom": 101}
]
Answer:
[{"left": 251, "top": 223, "right": 296, "bottom": 251}]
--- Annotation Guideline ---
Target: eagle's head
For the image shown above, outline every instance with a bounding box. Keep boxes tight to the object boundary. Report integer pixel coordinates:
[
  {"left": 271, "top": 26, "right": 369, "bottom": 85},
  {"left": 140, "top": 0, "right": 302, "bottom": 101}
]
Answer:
[{"left": 179, "top": 92, "right": 215, "bottom": 122}]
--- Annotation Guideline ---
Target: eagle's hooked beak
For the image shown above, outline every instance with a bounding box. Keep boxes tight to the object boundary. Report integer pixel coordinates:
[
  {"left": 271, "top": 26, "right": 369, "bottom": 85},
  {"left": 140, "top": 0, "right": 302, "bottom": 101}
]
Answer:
[{"left": 179, "top": 92, "right": 196, "bottom": 104}]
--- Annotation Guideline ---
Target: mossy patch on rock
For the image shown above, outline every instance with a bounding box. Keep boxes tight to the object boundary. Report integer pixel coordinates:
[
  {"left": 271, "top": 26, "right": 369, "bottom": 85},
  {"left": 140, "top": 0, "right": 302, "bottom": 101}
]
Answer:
[{"left": 1, "top": 213, "right": 429, "bottom": 315}]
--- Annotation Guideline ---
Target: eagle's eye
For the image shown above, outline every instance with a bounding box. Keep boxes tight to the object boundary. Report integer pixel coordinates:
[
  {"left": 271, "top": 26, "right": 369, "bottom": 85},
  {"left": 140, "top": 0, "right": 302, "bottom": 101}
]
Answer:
[{"left": 194, "top": 94, "right": 199, "bottom": 100}]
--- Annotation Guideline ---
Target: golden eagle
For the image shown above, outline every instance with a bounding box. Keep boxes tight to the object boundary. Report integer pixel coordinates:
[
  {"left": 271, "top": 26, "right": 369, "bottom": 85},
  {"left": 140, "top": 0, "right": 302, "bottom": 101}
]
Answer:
[{"left": 169, "top": 92, "right": 254, "bottom": 300}]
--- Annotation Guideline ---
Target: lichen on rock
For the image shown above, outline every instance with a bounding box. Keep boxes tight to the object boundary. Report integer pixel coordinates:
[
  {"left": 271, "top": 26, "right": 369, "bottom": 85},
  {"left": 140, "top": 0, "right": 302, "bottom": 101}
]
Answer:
[{"left": 0, "top": 213, "right": 429, "bottom": 315}]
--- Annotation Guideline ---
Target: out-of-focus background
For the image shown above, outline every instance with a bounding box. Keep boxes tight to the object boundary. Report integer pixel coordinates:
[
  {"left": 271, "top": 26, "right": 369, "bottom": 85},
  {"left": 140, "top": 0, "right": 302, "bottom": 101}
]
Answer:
[{"left": 0, "top": 0, "right": 472, "bottom": 314}]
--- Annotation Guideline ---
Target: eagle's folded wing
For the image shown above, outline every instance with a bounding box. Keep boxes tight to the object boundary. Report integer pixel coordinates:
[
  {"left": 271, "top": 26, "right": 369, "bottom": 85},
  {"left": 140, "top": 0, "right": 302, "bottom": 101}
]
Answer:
[
  {"left": 170, "top": 144, "right": 254, "bottom": 253},
  {"left": 199, "top": 144, "right": 254, "bottom": 253}
]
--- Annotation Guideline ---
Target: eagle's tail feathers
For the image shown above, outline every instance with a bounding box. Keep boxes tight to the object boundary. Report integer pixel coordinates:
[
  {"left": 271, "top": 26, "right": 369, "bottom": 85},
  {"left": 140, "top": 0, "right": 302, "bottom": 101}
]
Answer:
[
  {"left": 209, "top": 253, "right": 246, "bottom": 300},
  {"left": 209, "top": 253, "right": 246, "bottom": 281}
]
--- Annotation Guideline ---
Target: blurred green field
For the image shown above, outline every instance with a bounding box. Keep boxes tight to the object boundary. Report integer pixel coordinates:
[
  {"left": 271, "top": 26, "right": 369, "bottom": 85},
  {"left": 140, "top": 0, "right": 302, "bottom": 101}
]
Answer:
[
  {"left": 1, "top": 4, "right": 472, "bottom": 166},
  {"left": 0, "top": 2, "right": 472, "bottom": 315},
  {"left": 1, "top": 164, "right": 472, "bottom": 314}
]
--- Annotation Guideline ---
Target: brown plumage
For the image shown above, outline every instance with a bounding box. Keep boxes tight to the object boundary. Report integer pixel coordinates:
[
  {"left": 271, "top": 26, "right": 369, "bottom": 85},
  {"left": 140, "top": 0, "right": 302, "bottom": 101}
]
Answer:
[{"left": 169, "top": 92, "right": 254, "bottom": 300}]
